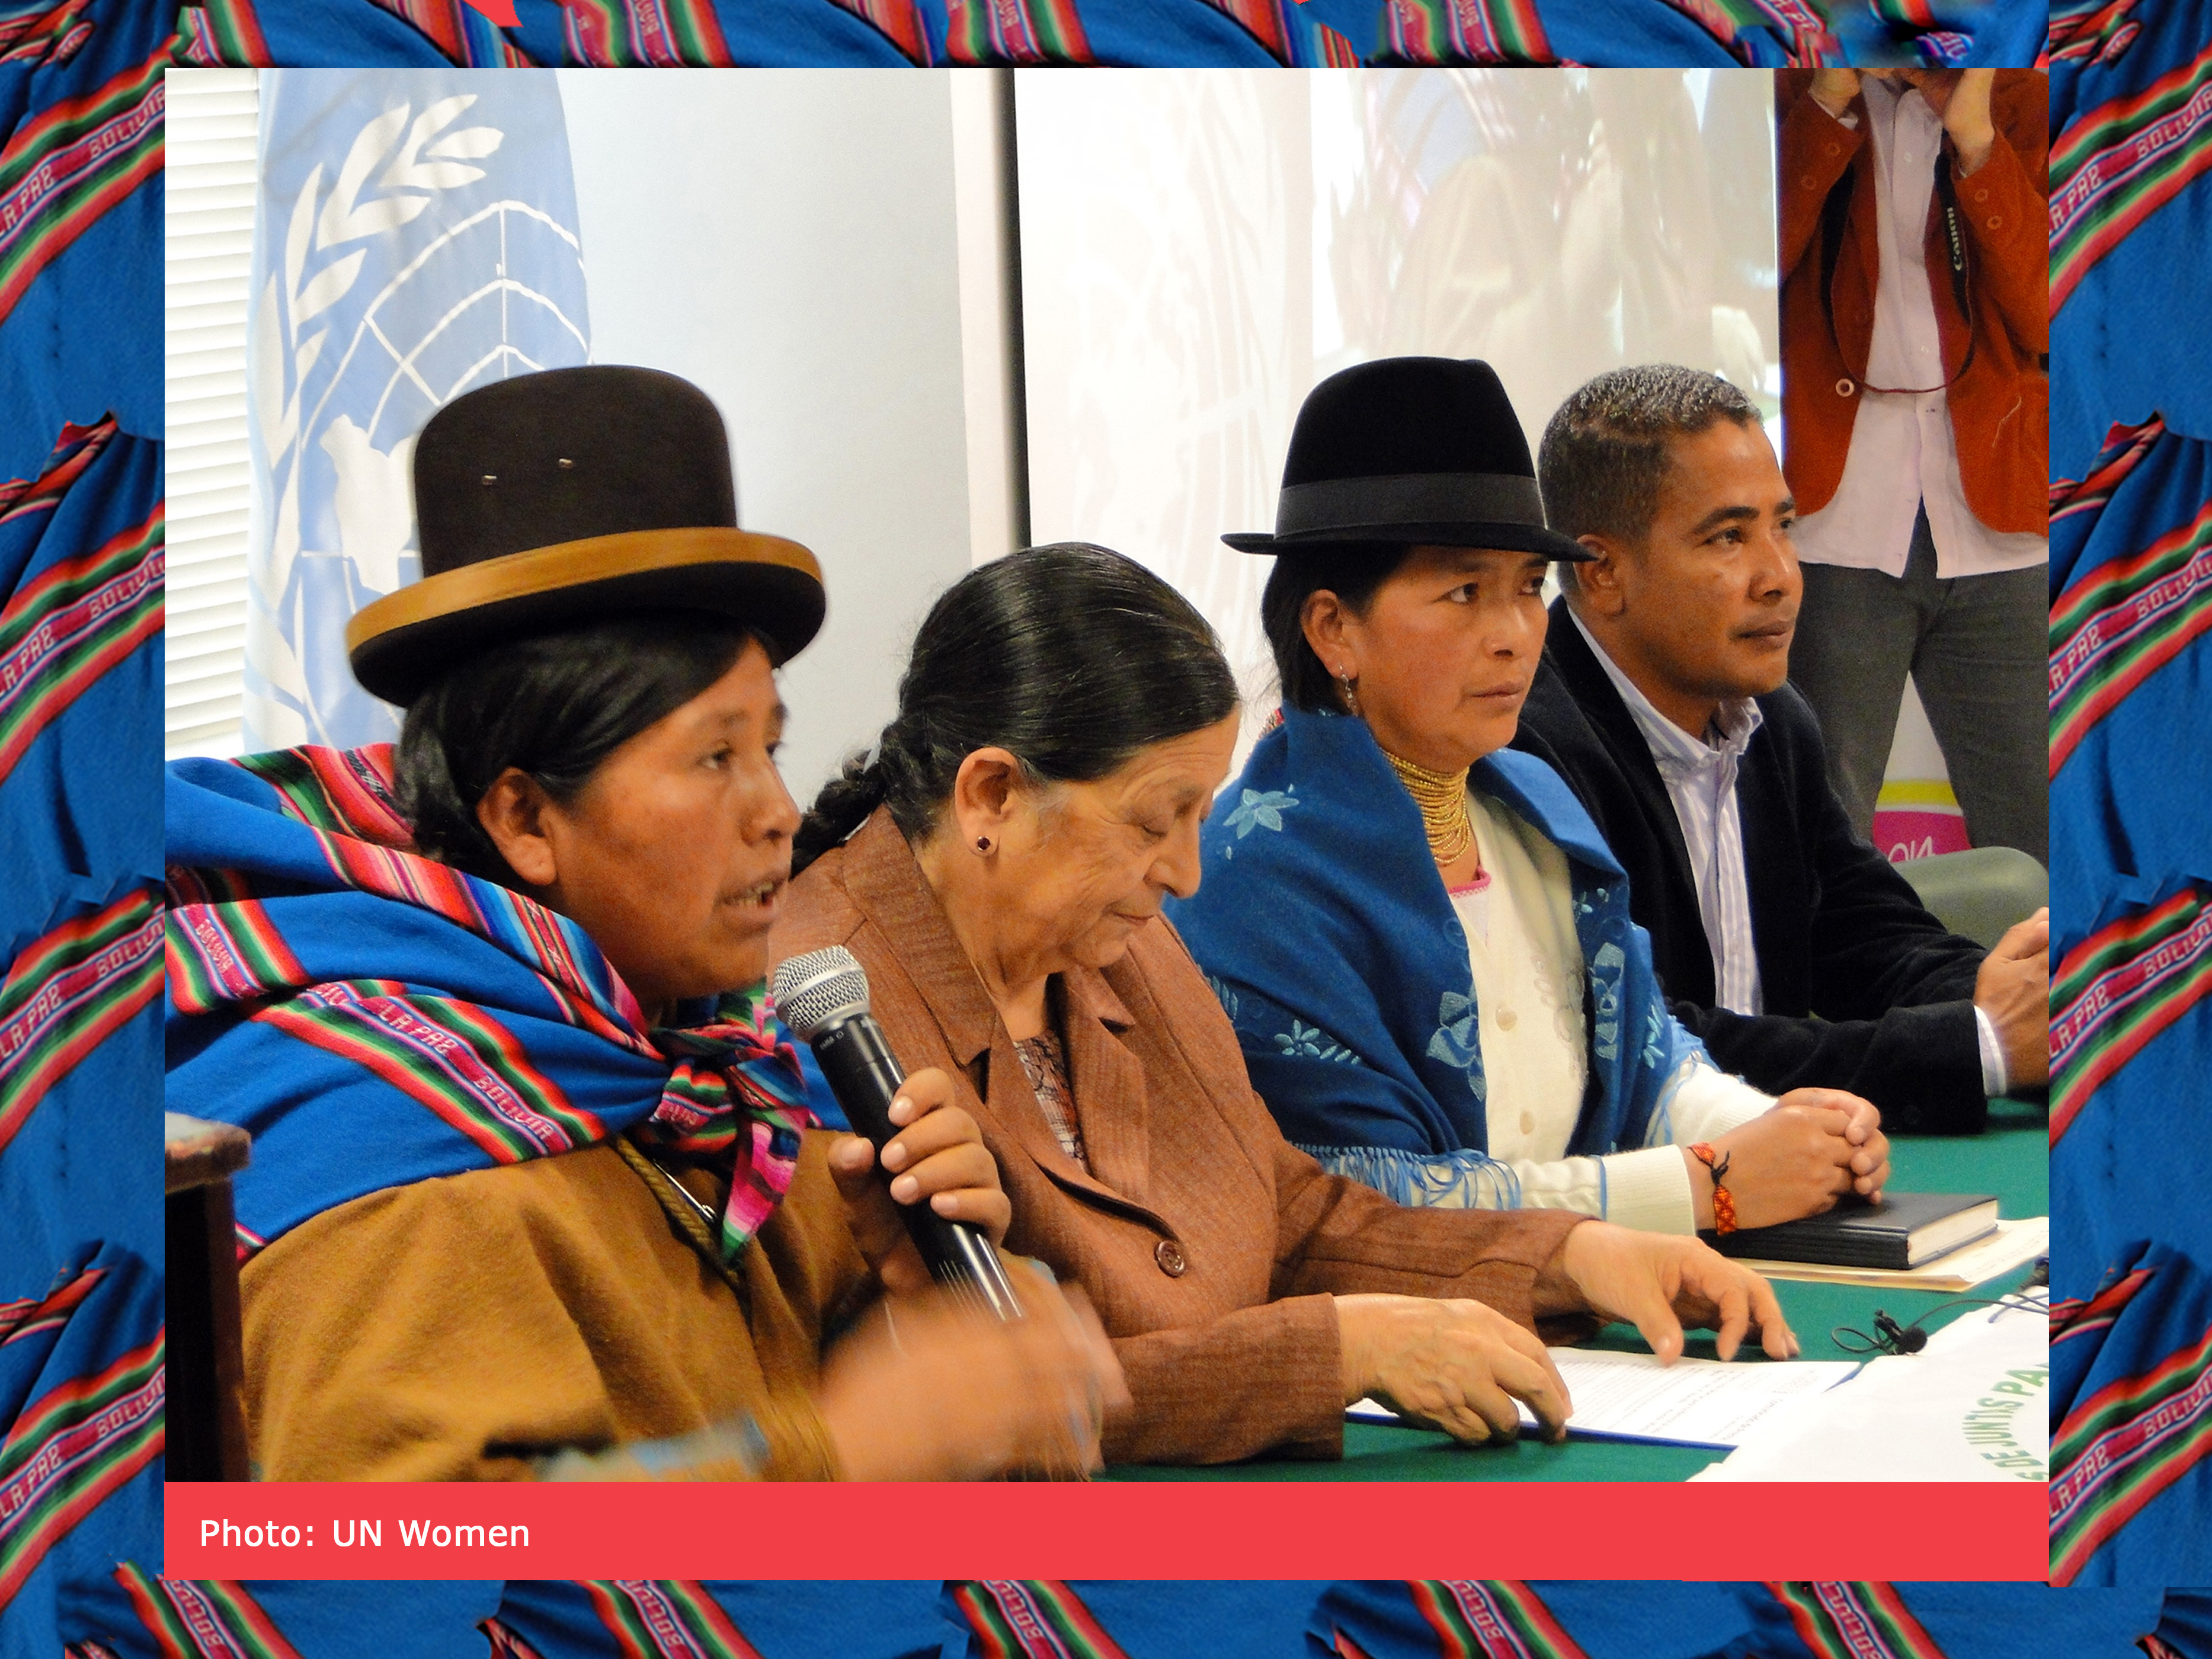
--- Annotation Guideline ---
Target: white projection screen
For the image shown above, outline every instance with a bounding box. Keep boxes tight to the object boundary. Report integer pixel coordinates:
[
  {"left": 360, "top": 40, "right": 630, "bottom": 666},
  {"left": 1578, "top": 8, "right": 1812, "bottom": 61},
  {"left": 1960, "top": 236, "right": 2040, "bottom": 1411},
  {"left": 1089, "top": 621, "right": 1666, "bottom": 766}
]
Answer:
[{"left": 1016, "top": 68, "right": 1781, "bottom": 749}]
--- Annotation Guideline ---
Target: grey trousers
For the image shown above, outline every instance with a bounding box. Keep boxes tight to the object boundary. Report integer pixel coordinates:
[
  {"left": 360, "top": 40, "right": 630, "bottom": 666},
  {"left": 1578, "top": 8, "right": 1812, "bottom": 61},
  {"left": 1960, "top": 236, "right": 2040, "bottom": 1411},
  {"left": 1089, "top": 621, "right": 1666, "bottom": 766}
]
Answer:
[{"left": 1788, "top": 506, "right": 2048, "bottom": 865}]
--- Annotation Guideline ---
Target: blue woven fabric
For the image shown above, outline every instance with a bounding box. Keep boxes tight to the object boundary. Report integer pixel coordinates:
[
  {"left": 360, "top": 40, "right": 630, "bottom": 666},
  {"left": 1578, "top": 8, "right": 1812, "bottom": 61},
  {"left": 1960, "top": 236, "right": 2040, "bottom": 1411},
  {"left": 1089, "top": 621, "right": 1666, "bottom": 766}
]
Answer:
[
  {"left": 2050, "top": 421, "right": 2212, "bottom": 950},
  {"left": 1731, "top": 1583, "right": 2162, "bottom": 1657},
  {"left": 0, "top": 0, "right": 163, "bottom": 481},
  {"left": 0, "top": 0, "right": 165, "bottom": 1647},
  {"left": 2051, "top": 1241, "right": 2212, "bottom": 1587},
  {"left": 65, "top": 1580, "right": 503, "bottom": 1659},
  {"left": 2048, "top": 0, "right": 2212, "bottom": 481},
  {"left": 947, "top": 1581, "right": 1328, "bottom": 1659},
  {"left": 1308, "top": 1580, "right": 1747, "bottom": 1658},
  {"left": 491, "top": 1581, "right": 960, "bottom": 1659},
  {"left": 0, "top": 422, "right": 162, "bottom": 947}
]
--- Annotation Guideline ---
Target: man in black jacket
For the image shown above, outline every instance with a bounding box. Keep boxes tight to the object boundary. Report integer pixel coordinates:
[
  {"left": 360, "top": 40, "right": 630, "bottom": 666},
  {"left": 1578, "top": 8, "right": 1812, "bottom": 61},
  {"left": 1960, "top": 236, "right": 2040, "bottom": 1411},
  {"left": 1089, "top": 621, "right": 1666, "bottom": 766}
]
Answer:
[{"left": 1513, "top": 365, "right": 2048, "bottom": 1134}]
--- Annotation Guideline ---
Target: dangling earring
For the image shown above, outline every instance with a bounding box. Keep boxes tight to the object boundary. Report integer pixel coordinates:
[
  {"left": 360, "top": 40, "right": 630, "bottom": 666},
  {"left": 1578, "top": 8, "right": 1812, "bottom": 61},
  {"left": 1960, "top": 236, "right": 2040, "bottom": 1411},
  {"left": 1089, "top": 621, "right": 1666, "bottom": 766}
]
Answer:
[{"left": 1337, "top": 668, "right": 1362, "bottom": 719}]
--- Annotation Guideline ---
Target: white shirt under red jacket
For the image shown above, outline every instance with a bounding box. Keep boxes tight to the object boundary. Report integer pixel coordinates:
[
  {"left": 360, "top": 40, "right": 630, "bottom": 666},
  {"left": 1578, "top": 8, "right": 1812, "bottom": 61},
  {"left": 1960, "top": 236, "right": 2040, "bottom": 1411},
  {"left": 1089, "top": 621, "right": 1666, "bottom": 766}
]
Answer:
[{"left": 1790, "top": 76, "right": 2048, "bottom": 579}]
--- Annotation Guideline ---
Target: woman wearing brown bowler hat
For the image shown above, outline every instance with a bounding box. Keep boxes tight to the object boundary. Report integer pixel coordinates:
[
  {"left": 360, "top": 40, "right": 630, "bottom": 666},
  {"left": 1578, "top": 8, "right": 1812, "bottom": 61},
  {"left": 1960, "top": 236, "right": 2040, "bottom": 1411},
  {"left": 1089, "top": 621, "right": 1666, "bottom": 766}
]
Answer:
[
  {"left": 775, "top": 539, "right": 1797, "bottom": 1468},
  {"left": 164, "top": 366, "right": 1123, "bottom": 1481}
]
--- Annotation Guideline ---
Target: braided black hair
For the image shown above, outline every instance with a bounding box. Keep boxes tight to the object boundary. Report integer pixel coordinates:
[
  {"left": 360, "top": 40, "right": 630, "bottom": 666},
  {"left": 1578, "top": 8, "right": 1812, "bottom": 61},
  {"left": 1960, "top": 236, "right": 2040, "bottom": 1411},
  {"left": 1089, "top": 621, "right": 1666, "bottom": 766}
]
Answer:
[{"left": 792, "top": 543, "right": 1239, "bottom": 875}]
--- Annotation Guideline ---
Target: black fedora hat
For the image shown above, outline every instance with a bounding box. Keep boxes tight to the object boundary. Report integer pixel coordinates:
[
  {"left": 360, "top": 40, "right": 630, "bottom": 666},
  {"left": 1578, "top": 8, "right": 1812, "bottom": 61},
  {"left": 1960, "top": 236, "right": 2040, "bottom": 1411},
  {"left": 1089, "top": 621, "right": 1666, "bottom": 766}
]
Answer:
[
  {"left": 347, "top": 366, "right": 825, "bottom": 706},
  {"left": 1224, "top": 356, "right": 1591, "bottom": 562}
]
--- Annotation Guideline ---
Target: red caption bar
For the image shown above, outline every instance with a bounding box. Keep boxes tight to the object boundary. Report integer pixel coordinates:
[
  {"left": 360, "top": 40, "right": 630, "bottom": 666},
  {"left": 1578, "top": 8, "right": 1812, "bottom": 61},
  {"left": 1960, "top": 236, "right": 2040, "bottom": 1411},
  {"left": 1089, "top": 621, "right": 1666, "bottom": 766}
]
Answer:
[{"left": 168, "top": 1482, "right": 2047, "bottom": 1580}]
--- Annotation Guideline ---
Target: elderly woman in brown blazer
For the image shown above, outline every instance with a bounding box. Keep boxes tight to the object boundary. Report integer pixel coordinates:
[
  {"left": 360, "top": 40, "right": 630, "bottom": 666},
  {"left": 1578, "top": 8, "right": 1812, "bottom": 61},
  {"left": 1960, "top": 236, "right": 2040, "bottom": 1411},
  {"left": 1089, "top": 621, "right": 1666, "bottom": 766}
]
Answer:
[{"left": 778, "top": 543, "right": 1798, "bottom": 1466}]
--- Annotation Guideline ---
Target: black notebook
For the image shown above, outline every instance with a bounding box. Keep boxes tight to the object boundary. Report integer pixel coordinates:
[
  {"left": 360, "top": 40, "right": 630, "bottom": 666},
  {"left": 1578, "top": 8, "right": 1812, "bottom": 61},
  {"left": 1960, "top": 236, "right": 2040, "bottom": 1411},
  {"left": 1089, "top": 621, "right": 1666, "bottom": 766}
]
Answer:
[{"left": 1711, "top": 1192, "right": 2000, "bottom": 1270}]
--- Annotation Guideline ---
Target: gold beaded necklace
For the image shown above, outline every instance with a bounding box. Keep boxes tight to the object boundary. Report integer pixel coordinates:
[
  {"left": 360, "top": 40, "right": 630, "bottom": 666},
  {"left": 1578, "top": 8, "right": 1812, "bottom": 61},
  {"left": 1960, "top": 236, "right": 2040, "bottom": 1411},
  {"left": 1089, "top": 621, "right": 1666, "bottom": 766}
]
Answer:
[{"left": 1382, "top": 748, "right": 1474, "bottom": 868}]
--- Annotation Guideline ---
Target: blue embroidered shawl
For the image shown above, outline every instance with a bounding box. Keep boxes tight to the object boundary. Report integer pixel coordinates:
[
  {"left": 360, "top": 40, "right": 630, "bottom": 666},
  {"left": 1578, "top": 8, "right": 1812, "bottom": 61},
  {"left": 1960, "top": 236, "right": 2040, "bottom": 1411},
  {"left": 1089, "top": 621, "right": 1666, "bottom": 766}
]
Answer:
[{"left": 1167, "top": 704, "right": 1707, "bottom": 1206}]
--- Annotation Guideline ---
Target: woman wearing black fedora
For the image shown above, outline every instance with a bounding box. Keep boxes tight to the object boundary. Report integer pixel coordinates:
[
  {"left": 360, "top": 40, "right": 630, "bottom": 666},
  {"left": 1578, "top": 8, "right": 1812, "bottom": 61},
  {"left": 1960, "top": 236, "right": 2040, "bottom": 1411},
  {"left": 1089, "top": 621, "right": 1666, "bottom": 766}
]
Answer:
[
  {"left": 164, "top": 366, "right": 1123, "bottom": 1481},
  {"left": 1173, "top": 357, "right": 1880, "bottom": 1242}
]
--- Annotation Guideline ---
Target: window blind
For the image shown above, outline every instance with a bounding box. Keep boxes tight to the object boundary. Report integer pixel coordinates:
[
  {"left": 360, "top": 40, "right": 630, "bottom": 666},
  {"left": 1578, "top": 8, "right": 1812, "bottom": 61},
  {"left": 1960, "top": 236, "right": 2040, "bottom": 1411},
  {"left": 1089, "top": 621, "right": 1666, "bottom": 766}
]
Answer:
[{"left": 164, "top": 69, "right": 260, "bottom": 758}]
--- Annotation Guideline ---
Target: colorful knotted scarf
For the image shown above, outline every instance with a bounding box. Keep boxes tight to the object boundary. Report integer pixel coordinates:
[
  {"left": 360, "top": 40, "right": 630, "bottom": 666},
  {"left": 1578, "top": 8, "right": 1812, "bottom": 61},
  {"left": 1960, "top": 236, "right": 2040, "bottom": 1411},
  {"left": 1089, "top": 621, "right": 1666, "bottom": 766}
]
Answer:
[{"left": 163, "top": 744, "right": 815, "bottom": 1267}]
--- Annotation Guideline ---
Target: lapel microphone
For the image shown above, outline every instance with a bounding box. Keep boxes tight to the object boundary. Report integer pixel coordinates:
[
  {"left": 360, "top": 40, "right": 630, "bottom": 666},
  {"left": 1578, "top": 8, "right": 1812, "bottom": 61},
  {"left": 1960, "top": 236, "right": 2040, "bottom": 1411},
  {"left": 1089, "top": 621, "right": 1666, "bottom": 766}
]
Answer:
[{"left": 773, "top": 946, "right": 1025, "bottom": 1322}]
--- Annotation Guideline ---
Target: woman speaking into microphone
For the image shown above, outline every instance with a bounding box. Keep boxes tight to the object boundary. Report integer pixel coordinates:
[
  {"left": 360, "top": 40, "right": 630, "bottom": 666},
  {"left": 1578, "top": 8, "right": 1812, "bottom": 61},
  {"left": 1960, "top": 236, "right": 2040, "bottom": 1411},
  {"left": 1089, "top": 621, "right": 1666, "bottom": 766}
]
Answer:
[{"left": 164, "top": 367, "right": 1121, "bottom": 1482}]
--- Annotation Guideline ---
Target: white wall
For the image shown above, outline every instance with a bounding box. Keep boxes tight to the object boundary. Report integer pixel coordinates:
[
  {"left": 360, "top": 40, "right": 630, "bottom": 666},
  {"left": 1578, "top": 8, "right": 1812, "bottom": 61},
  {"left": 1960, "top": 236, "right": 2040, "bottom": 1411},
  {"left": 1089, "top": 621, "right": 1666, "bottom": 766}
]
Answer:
[
  {"left": 558, "top": 69, "right": 974, "bottom": 806},
  {"left": 1016, "top": 68, "right": 1784, "bottom": 761}
]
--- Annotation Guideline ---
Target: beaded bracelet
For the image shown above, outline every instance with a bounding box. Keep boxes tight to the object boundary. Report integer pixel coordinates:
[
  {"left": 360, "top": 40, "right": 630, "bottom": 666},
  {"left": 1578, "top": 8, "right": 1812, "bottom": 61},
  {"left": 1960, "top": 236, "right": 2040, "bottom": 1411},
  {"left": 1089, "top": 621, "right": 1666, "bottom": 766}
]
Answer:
[{"left": 1689, "top": 1141, "right": 1737, "bottom": 1235}]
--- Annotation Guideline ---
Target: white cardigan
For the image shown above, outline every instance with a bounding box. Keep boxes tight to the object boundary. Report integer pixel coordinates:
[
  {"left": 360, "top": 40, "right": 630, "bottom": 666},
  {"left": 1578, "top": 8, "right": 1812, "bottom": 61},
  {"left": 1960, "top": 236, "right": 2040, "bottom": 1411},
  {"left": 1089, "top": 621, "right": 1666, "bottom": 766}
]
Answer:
[{"left": 1430, "top": 788, "right": 1773, "bottom": 1235}]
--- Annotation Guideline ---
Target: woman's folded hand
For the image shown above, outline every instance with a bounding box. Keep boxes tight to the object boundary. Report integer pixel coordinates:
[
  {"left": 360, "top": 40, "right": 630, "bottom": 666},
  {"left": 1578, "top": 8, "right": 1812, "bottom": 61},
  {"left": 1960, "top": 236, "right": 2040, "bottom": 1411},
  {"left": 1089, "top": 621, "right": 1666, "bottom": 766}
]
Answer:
[
  {"left": 1550, "top": 1220, "right": 1800, "bottom": 1363},
  {"left": 1695, "top": 1093, "right": 1886, "bottom": 1230},
  {"left": 817, "top": 1263, "right": 1129, "bottom": 1481},
  {"left": 828, "top": 1065, "right": 1010, "bottom": 1296},
  {"left": 1333, "top": 1292, "right": 1573, "bottom": 1445}
]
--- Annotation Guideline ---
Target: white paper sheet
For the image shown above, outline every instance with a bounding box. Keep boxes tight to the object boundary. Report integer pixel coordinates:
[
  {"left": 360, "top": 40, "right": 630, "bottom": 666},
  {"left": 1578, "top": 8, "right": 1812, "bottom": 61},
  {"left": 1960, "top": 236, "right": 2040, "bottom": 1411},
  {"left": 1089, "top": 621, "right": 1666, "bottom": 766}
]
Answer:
[
  {"left": 1693, "top": 1289, "right": 2050, "bottom": 1481},
  {"left": 1348, "top": 1348, "right": 1860, "bottom": 1449}
]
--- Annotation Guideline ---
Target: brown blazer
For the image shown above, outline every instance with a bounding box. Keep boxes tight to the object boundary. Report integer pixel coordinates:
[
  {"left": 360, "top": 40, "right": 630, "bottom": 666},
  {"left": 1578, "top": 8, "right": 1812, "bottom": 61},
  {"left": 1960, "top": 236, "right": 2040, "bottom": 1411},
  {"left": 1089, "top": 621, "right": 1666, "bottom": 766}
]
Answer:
[
  {"left": 776, "top": 811, "right": 1589, "bottom": 1466},
  {"left": 1776, "top": 70, "right": 2049, "bottom": 534}
]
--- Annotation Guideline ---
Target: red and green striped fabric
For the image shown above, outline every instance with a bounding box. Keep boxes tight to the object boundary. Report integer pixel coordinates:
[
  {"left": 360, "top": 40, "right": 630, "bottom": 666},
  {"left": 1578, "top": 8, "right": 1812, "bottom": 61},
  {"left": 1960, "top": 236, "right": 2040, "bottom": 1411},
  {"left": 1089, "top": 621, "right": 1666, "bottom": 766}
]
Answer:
[
  {"left": 0, "top": 497, "right": 161, "bottom": 786},
  {"left": 1201, "top": 0, "right": 1291, "bottom": 60},
  {"left": 0, "top": 1333, "right": 164, "bottom": 1608},
  {"left": 170, "top": 0, "right": 275, "bottom": 64},
  {"left": 0, "top": 0, "right": 94, "bottom": 67},
  {"left": 825, "top": 0, "right": 932, "bottom": 60},
  {"left": 482, "top": 1619, "right": 553, "bottom": 1659},
  {"left": 268, "top": 979, "right": 609, "bottom": 1165},
  {"left": 946, "top": 0, "right": 1096, "bottom": 63},
  {"left": 112, "top": 1569, "right": 306, "bottom": 1659},
  {"left": 2044, "top": 0, "right": 2143, "bottom": 70},
  {"left": 0, "top": 46, "right": 164, "bottom": 327},
  {"left": 2051, "top": 887, "right": 2212, "bottom": 1144},
  {"left": 564, "top": 0, "right": 737, "bottom": 63},
  {"left": 1311, "top": 20, "right": 1359, "bottom": 63},
  {"left": 2052, "top": 1318, "right": 2212, "bottom": 1583},
  {"left": 1408, "top": 1583, "right": 1592, "bottom": 1659},
  {"left": 585, "top": 1581, "right": 769, "bottom": 1659},
  {"left": 1763, "top": 1584, "right": 1950, "bottom": 1659},
  {"left": 2050, "top": 491, "right": 2212, "bottom": 779},
  {"left": 172, "top": 0, "right": 530, "bottom": 63},
  {"left": 952, "top": 1582, "right": 1134, "bottom": 1659},
  {"left": 2054, "top": 415, "right": 2166, "bottom": 527},
  {"left": 167, "top": 903, "right": 610, "bottom": 1171},
  {"left": 0, "top": 417, "right": 111, "bottom": 529},
  {"left": 0, "top": 890, "right": 162, "bottom": 1161},
  {"left": 2051, "top": 39, "right": 2212, "bottom": 315},
  {"left": 0, "top": 1263, "right": 103, "bottom": 1351},
  {"left": 2054, "top": 1265, "right": 2155, "bottom": 1349},
  {"left": 228, "top": 745, "right": 646, "bottom": 1055},
  {"left": 1382, "top": 0, "right": 1557, "bottom": 64}
]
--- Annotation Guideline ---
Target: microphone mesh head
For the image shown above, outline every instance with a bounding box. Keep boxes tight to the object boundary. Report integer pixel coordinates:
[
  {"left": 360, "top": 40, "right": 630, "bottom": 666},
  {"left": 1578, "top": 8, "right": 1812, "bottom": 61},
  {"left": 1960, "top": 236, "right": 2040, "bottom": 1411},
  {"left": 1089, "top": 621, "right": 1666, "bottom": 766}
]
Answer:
[{"left": 770, "top": 945, "right": 871, "bottom": 1039}]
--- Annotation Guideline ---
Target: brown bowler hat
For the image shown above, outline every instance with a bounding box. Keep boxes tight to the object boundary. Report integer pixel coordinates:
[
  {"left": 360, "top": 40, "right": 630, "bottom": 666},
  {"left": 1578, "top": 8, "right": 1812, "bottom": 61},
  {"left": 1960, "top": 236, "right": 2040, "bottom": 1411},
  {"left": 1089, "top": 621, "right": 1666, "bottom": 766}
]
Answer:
[{"left": 347, "top": 366, "right": 825, "bottom": 706}]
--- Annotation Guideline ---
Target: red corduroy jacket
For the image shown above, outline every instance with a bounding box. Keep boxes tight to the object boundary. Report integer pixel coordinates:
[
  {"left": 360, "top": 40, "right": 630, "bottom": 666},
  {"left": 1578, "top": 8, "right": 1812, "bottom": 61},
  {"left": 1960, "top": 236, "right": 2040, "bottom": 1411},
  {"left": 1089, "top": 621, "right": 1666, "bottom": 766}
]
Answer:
[{"left": 1776, "top": 71, "right": 2050, "bottom": 536}]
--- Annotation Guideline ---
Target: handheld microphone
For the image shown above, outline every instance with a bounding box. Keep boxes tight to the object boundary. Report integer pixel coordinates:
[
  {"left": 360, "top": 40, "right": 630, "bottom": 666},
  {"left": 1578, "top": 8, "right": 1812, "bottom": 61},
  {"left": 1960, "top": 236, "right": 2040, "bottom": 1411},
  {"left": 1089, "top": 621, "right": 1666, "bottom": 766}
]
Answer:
[{"left": 772, "top": 946, "right": 1024, "bottom": 1321}]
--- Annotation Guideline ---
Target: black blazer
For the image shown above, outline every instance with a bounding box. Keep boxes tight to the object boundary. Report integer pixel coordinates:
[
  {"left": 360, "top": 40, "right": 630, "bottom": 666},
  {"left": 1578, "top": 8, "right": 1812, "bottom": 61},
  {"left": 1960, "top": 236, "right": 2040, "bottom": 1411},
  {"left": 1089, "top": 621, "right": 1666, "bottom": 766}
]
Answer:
[{"left": 1510, "top": 599, "right": 1987, "bottom": 1134}]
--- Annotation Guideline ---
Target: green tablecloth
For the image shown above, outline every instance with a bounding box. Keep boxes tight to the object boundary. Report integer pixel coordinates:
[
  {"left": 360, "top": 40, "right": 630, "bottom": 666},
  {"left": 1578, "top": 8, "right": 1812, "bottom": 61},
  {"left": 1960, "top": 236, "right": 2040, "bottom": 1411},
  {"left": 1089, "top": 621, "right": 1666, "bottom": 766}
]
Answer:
[{"left": 1104, "top": 1097, "right": 2047, "bottom": 1481}]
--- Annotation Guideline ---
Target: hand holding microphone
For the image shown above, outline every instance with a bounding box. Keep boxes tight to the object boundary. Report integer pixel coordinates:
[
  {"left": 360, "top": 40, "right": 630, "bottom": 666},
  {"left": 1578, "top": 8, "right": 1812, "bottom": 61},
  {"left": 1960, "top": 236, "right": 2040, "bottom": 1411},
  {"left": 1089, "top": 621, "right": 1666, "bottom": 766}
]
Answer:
[
  {"left": 824, "top": 1067, "right": 1005, "bottom": 1298},
  {"left": 773, "top": 946, "right": 1025, "bottom": 1320}
]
